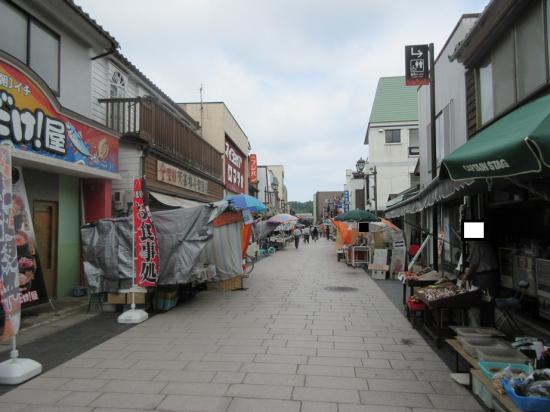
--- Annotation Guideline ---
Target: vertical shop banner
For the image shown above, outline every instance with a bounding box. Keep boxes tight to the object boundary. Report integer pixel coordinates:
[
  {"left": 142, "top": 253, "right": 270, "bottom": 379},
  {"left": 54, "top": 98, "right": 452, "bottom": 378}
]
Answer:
[
  {"left": 3, "top": 164, "right": 48, "bottom": 322},
  {"left": 225, "top": 137, "right": 246, "bottom": 193},
  {"left": 133, "top": 178, "right": 159, "bottom": 287},
  {"left": 0, "top": 145, "right": 20, "bottom": 339},
  {"left": 249, "top": 154, "right": 257, "bottom": 183}
]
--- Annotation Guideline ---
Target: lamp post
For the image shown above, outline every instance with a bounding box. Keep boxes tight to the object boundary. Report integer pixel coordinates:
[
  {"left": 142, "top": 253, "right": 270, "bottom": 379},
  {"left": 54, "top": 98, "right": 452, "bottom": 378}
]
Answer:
[
  {"left": 355, "top": 157, "right": 377, "bottom": 215},
  {"left": 271, "top": 181, "right": 279, "bottom": 213}
]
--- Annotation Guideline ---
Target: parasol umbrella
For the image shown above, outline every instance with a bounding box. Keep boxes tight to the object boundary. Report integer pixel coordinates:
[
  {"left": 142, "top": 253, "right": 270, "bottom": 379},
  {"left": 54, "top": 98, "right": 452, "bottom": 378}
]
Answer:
[
  {"left": 334, "top": 209, "right": 380, "bottom": 222},
  {"left": 225, "top": 194, "right": 268, "bottom": 212},
  {"left": 267, "top": 213, "right": 299, "bottom": 224}
]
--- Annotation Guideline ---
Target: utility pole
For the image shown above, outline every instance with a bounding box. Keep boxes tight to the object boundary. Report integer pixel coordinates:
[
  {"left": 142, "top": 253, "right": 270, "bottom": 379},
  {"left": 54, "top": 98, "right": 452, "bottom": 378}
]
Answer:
[{"left": 429, "top": 43, "right": 438, "bottom": 271}]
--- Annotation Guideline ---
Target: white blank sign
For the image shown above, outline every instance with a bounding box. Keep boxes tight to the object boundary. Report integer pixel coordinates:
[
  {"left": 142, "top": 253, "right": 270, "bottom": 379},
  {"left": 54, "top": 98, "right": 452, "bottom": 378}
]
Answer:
[{"left": 463, "top": 221, "right": 485, "bottom": 240}]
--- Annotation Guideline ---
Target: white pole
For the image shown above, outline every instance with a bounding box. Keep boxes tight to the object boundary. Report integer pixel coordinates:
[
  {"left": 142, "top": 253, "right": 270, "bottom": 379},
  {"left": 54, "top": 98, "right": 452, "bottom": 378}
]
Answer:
[{"left": 408, "top": 234, "right": 431, "bottom": 271}]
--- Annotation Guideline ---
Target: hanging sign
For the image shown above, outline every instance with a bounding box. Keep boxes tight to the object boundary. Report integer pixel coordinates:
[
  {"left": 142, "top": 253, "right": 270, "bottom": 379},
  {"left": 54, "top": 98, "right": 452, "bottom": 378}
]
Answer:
[
  {"left": 0, "top": 58, "right": 118, "bottom": 173},
  {"left": 225, "top": 137, "right": 246, "bottom": 193},
  {"left": 249, "top": 154, "right": 257, "bottom": 183},
  {"left": 0, "top": 145, "right": 20, "bottom": 339},
  {"left": 405, "top": 44, "right": 430, "bottom": 86},
  {"left": 133, "top": 178, "right": 159, "bottom": 287}
]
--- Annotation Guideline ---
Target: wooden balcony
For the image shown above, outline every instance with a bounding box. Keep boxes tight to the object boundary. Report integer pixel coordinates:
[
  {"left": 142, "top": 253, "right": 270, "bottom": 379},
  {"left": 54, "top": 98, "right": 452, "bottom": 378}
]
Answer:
[{"left": 98, "top": 97, "right": 222, "bottom": 180}]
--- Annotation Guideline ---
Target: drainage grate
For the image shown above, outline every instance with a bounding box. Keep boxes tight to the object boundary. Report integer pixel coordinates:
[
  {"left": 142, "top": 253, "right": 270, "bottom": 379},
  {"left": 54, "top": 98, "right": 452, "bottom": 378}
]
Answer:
[{"left": 324, "top": 286, "right": 358, "bottom": 292}]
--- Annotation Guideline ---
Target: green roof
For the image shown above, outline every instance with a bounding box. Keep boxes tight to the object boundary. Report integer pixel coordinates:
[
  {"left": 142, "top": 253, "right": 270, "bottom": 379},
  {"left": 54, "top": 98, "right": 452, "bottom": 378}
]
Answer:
[{"left": 368, "top": 76, "right": 418, "bottom": 123}]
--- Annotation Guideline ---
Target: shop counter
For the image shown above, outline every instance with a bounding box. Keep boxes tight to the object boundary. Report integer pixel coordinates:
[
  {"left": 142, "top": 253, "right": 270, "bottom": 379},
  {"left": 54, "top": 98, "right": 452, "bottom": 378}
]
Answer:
[
  {"left": 446, "top": 338, "right": 478, "bottom": 373},
  {"left": 402, "top": 278, "right": 439, "bottom": 306}
]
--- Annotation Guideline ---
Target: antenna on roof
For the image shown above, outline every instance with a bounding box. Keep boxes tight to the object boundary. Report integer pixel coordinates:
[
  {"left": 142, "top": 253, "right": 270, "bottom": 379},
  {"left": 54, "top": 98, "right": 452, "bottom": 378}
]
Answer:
[{"left": 199, "top": 84, "right": 204, "bottom": 136}]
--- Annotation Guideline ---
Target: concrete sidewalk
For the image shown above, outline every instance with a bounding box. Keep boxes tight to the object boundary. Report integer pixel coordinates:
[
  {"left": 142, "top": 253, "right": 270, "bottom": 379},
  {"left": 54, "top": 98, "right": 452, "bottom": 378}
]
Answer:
[{"left": 0, "top": 240, "right": 482, "bottom": 412}]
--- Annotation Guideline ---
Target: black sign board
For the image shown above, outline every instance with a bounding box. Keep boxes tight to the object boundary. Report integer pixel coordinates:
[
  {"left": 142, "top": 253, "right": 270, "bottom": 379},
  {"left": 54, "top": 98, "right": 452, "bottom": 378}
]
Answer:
[{"left": 405, "top": 44, "right": 430, "bottom": 86}]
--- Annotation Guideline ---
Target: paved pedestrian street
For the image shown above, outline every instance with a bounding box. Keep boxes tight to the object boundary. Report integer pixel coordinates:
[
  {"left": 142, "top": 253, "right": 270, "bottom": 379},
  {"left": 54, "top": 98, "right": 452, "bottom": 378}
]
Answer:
[{"left": 0, "top": 241, "right": 482, "bottom": 412}]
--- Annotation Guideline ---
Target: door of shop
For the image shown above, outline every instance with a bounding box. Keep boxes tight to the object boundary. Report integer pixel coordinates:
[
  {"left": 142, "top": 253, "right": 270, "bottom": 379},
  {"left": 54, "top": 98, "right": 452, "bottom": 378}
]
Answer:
[{"left": 33, "top": 201, "right": 58, "bottom": 298}]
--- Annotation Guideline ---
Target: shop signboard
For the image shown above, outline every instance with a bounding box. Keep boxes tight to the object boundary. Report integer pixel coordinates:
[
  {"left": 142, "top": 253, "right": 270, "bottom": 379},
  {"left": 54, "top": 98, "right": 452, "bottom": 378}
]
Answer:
[
  {"left": 157, "top": 160, "right": 208, "bottom": 194},
  {"left": 405, "top": 44, "right": 430, "bottom": 86},
  {"left": 0, "top": 145, "right": 20, "bottom": 338},
  {"left": 0, "top": 58, "right": 119, "bottom": 173},
  {"left": 344, "top": 191, "right": 350, "bottom": 212},
  {"left": 133, "top": 178, "right": 159, "bottom": 288},
  {"left": 0, "top": 154, "right": 49, "bottom": 328},
  {"left": 225, "top": 137, "right": 245, "bottom": 193},
  {"left": 249, "top": 154, "right": 257, "bottom": 183}
]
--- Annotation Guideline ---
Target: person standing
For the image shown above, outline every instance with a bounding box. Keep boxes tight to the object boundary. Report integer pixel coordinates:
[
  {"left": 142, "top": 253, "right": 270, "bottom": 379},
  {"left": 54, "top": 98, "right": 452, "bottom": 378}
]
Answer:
[
  {"left": 460, "top": 240, "right": 499, "bottom": 326},
  {"left": 293, "top": 227, "right": 302, "bottom": 249},
  {"left": 303, "top": 226, "right": 310, "bottom": 244}
]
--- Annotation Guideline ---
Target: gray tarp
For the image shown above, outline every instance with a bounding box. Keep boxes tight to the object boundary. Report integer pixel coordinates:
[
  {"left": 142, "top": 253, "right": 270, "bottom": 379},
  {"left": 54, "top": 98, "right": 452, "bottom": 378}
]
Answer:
[
  {"left": 200, "top": 222, "right": 243, "bottom": 281},
  {"left": 253, "top": 220, "right": 278, "bottom": 240},
  {"left": 81, "top": 201, "right": 228, "bottom": 292}
]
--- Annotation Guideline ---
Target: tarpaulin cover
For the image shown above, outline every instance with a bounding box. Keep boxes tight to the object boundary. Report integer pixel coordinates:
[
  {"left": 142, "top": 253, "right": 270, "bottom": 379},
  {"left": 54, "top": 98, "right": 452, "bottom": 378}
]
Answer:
[
  {"left": 200, "top": 221, "right": 243, "bottom": 280},
  {"left": 81, "top": 202, "right": 227, "bottom": 291},
  {"left": 253, "top": 220, "right": 278, "bottom": 240},
  {"left": 241, "top": 224, "right": 253, "bottom": 257},
  {"left": 333, "top": 220, "right": 353, "bottom": 247}
]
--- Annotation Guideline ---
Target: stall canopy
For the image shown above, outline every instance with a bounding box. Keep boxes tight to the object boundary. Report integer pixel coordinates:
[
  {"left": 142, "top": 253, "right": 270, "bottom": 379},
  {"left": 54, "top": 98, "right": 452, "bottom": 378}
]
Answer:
[
  {"left": 335, "top": 209, "right": 379, "bottom": 222},
  {"left": 150, "top": 191, "right": 204, "bottom": 208},
  {"left": 441, "top": 94, "right": 550, "bottom": 181}
]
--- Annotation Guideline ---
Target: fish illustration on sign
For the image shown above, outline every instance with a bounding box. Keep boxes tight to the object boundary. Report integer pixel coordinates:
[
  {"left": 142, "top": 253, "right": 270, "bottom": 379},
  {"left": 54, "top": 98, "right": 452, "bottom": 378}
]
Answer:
[{"left": 66, "top": 122, "right": 91, "bottom": 157}]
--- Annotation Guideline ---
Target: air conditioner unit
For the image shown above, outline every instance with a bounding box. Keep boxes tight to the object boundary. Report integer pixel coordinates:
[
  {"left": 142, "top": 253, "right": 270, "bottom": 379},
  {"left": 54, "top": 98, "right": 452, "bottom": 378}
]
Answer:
[{"left": 113, "top": 190, "right": 132, "bottom": 211}]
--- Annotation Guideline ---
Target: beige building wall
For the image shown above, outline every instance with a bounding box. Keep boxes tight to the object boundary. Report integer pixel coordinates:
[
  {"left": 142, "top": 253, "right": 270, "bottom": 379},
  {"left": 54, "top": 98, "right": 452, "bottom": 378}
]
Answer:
[
  {"left": 181, "top": 102, "right": 250, "bottom": 195},
  {"left": 266, "top": 165, "right": 287, "bottom": 209}
]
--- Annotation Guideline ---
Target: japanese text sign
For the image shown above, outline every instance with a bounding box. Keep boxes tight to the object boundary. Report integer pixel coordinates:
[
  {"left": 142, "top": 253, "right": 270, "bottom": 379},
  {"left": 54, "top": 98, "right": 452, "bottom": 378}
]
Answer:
[
  {"left": 0, "top": 145, "right": 20, "bottom": 339},
  {"left": 225, "top": 137, "right": 245, "bottom": 193},
  {"left": 133, "top": 178, "right": 159, "bottom": 288},
  {"left": 0, "top": 58, "right": 118, "bottom": 173},
  {"left": 157, "top": 160, "right": 208, "bottom": 194},
  {"left": 249, "top": 154, "right": 257, "bottom": 183},
  {"left": 405, "top": 45, "right": 430, "bottom": 86}
]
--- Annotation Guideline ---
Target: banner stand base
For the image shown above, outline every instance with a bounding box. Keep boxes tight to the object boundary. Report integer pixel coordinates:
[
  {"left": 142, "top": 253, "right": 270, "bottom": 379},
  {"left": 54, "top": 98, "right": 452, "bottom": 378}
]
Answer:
[
  {"left": 117, "top": 304, "right": 148, "bottom": 324},
  {"left": 0, "top": 350, "right": 42, "bottom": 385}
]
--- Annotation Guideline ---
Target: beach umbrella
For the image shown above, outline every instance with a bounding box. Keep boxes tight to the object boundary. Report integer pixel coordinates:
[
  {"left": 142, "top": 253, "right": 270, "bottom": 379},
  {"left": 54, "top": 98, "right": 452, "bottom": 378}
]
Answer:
[
  {"left": 267, "top": 213, "right": 299, "bottom": 224},
  {"left": 225, "top": 194, "right": 268, "bottom": 212},
  {"left": 334, "top": 209, "right": 379, "bottom": 222}
]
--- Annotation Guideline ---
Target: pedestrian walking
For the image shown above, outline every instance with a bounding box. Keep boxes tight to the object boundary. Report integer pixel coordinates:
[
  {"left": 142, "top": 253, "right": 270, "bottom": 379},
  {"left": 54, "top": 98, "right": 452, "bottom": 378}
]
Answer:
[
  {"left": 303, "top": 226, "right": 310, "bottom": 244},
  {"left": 312, "top": 226, "right": 319, "bottom": 241},
  {"left": 325, "top": 226, "right": 330, "bottom": 240},
  {"left": 293, "top": 227, "right": 302, "bottom": 249}
]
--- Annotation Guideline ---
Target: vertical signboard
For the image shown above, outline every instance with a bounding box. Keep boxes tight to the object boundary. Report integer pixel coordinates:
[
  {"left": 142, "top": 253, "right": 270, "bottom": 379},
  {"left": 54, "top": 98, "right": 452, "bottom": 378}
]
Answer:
[
  {"left": 133, "top": 179, "right": 159, "bottom": 288},
  {"left": 249, "top": 154, "right": 257, "bottom": 184},
  {"left": 225, "top": 137, "right": 246, "bottom": 194},
  {"left": 344, "top": 190, "right": 350, "bottom": 212},
  {"left": 405, "top": 44, "right": 430, "bottom": 86},
  {"left": 0, "top": 146, "right": 20, "bottom": 339}
]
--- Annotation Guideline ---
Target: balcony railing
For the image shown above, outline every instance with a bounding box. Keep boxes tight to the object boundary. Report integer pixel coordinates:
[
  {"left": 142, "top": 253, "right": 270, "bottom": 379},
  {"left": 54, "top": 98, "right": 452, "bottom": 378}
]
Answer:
[{"left": 98, "top": 97, "right": 222, "bottom": 179}]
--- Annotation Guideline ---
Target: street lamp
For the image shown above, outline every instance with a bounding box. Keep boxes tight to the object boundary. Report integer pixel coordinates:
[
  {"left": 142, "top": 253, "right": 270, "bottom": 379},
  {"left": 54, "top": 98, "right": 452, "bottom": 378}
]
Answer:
[{"left": 355, "top": 157, "right": 377, "bottom": 215}]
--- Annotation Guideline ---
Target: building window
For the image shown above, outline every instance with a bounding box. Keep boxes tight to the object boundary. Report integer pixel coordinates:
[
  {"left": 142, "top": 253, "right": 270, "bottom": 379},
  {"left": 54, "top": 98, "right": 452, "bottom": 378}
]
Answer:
[
  {"left": 0, "top": 1, "right": 60, "bottom": 94},
  {"left": 478, "top": 59, "right": 493, "bottom": 125},
  {"left": 516, "top": 1, "right": 546, "bottom": 100},
  {"left": 110, "top": 70, "right": 126, "bottom": 98},
  {"left": 493, "top": 32, "right": 516, "bottom": 115},
  {"left": 385, "top": 129, "right": 401, "bottom": 143},
  {"left": 435, "top": 113, "right": 445, "bottom": 162},
  {"left": 408, "top": 128, "right": 419, "bottom": 155},
  {"left": 0, "top": 1, "right": 27, "bottom": 62}
]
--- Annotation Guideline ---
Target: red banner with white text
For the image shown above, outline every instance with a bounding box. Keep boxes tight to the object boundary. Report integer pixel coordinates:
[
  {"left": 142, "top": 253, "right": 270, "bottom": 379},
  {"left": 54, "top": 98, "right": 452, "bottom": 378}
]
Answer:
[{"left": 133, "top": 178, "right": 159, "bottom": 287}]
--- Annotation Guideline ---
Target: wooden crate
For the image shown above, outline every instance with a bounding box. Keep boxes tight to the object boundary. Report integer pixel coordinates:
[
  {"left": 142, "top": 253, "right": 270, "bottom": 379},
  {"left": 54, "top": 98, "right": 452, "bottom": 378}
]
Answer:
[{"left": 207, "top": 275, "right": 243, "bottom": 291}]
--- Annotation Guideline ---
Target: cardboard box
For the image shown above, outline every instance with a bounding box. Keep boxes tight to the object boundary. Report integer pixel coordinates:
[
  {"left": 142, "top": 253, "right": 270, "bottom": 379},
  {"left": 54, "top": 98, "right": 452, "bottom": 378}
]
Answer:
[{"left": 107, "top": 293, "right": 126, "bottom": 305}]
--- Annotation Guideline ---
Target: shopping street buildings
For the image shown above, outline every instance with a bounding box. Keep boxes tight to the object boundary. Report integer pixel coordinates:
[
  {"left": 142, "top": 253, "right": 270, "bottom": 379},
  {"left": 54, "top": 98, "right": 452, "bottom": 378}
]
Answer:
[
  {"left": 0, "top": 0, "right": 121, "bottom": 299},
  {"left": 387, "top": 0, "right": 550, "bottom": 321},
  {"left": 257, "top": 164, "right": 288, "bottom": 214},
  {"left": 313, "top": 191, "right": 344, "bottom": 223},
  {"left": 364, "top": 76, "right": 419, "bottom": 212}
]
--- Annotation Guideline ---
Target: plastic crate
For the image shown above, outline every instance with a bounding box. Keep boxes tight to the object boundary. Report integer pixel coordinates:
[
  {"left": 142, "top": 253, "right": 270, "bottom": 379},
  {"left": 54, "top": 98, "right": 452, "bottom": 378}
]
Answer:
[
  {"left": 478, "top": 361, "right": 532, "bottom": 379},
  {"left": 504, "top": 379, "right": 550, "bottom": 412}
]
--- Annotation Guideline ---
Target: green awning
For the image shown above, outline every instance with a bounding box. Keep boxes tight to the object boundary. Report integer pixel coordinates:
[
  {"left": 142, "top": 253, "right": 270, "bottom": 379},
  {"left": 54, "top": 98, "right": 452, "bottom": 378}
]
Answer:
[{"left": 441, "top": 95, "right": 550, "bottom": 181}]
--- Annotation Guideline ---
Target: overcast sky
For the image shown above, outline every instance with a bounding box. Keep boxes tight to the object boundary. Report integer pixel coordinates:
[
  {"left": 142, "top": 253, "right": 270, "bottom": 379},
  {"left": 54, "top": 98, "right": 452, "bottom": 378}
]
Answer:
[{"left": 78, "top": 0, "right": 486, "bottom": 202}]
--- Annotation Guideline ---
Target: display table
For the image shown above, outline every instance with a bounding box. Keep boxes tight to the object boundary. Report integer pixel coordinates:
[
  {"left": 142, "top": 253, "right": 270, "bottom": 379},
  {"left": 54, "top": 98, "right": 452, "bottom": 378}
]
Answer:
[
  {"left": 418, "top": 289, "right": 483, "bottom": 346},
  {"left": 402, "top": 278, "right": 439, "bottom": 305},
  {"left": 446, "top": 338, "right": 478, "bottom": 372},
  {"left": 470, "top": 369, "right": 521, "bottom": 412}
]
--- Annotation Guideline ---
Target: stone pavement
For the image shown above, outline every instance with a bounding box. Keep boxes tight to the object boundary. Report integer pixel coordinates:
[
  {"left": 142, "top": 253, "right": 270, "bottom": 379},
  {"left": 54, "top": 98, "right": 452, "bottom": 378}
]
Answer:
[{"left": 0, "top": 240, "right": 482, "bottom": 412}]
